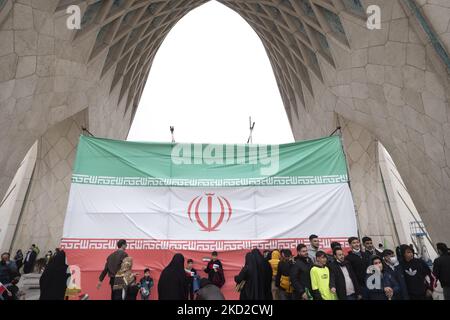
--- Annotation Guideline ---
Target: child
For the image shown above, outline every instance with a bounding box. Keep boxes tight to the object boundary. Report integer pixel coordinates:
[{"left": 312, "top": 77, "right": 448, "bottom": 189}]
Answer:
[
  {"left": 204, "top": 251, "right": 225, "bottom": 288},
  {"left": 310, "top": 251, "right": 337, "bottom": 300},
  {"left": 185, "top": 259, "right": 199, "bottom": 300},
  {"left": 139, "top": 268, "right": 154, "bottom": 300}
]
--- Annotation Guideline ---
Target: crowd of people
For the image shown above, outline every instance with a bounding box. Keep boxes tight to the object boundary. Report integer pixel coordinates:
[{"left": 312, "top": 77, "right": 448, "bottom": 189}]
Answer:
[
  {"left": 1, "top": 235, "right": 449, "bottom": 301},
  {"left": 97, "top": 240, "right": 226, "bottom": 300},
  {"left": 233, "top": 235, "right": 449, "bottom": 301},
  {"left": 1, "top": 244, "right": 71, "bottom": 300},
  {"left": 94, "top": 236, "right": 450, "bottom": 301}
]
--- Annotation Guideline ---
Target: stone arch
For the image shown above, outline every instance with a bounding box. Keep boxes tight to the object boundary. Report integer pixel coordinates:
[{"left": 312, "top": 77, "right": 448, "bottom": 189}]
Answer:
[{"left": 1, "top": 0, "right": 449, "bottom": 251}]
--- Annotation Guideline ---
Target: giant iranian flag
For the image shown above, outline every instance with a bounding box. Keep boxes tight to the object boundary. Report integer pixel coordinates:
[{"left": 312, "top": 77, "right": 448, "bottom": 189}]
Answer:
[{"left": 61, "top": 135, "right": 357, "bottom": 299}]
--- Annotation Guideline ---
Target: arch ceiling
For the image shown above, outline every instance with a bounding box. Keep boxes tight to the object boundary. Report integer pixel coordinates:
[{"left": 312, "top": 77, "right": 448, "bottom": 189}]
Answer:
[{"left": 55, "top": 0, "right": 368, "bottom": 126}]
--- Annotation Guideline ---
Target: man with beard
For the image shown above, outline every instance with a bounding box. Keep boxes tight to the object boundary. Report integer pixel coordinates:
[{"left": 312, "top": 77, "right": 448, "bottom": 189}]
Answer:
[
  {"left": 362, "top": 237, "right": 382, "bottom": 258},
  {"left": 345, "top": 237, "right": 371, "bottom": 295},
  {"left": 290, "top": 244, "right": 313, "bottom": 300},
  {"left": 329, "top": 247, "right": 362, "bottom": 300},
  {"left": 308, "top": 235, "right": 321, "bottom": 263}
]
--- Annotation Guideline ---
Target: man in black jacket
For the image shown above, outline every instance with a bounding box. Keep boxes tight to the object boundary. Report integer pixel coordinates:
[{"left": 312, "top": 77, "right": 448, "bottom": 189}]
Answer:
[
  {"left": 362, "top": 236, "right": 382, "bottom": 258},
  {"left": 204, "top": 251, "right": 225, "bottom": 289},
  {"left": 290, "top": 244, "right": 313, "bottom": 300},
  {"left": 345, "top": 237, "right": 370, "bottom": 297},
  {"left": 275, "top": 249, "right": 294, "bottom": 300},
  {"left": 433, "top": 243, "right": 450, "bottom": 300},
  {"left": 186, "top": 259, "right": 198, "bottom": 300},
  {"left": 382, "top": 249, "right": 409, "bottom": 300},
  {"left": 0, "top": 253, "right": 18, "bottom": 285},
  {"left": 326, "top": 242, "right": 342, "bottom": 264},
  {"left": 330, "top": 247, "right": 361, "bottom": 300},
  {"left": 400, "top": 245, "right": 433, "bottom": 300},
  {"left": 97, "top": 239, "right": 128, "bottom": 300},
  {"left": 23, "top": 246, "right": 37, "bottom": 274}
]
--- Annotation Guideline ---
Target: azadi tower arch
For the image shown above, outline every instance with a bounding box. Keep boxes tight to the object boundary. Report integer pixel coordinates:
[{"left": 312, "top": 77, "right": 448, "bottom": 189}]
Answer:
[{"left": 0, "top": 0, "right": 449, "bottom": 253}]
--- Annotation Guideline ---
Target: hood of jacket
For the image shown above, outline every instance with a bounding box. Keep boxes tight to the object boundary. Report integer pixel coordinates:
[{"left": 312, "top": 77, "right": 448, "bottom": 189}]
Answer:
[{"left": 270, "top": 250, "right": 280, "bottom": 261}]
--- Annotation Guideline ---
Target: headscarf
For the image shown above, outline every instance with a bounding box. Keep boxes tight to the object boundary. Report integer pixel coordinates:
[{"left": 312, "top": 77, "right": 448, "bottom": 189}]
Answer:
[
  {"left": 39, "top": 250, "right": 70, "bottom": 300},
  {"left": 239, "top": 249, "right": 271, "bottom": 300},
  {"left": 46, "top": 250, "right": 68, "bottom": 273},
  {"left": 165, "top": 254, "right": 185, "bottom": 277}
]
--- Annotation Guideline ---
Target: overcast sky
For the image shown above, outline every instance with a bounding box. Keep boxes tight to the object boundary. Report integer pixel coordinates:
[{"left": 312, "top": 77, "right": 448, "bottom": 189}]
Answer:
[{"left": 127, "top": 1, "right": 294, "bottom": 145}]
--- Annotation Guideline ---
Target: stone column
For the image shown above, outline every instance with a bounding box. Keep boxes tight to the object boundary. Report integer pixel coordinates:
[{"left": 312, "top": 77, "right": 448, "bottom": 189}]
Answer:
[
  {"left": 0, "top": 141, "right": 37, "bottom": 253},
  {"left": 339, "top": 117, "right": 397, "bottom": 248},
  {"left": 11, "top": 109, "right": 87, "bottom": 254}
]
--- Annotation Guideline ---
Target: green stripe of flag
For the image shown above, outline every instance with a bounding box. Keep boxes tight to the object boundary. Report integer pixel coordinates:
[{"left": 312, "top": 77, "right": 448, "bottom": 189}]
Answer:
[{"left": 72, "top": 135, "right": 348, "bottom": 182}]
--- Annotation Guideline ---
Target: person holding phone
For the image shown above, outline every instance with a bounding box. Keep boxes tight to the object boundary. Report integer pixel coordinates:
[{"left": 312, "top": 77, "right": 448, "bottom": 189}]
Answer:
[
  {"left": 204, "top": 251, "right": 225, "bottom": 288},
  {"left": 185, "top": 259, "right": 199, "bottom": 299}
]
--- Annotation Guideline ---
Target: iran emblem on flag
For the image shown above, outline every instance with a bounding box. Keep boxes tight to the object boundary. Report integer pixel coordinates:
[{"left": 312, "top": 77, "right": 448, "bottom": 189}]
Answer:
[{"left": 187, "top": 193, "right": 232, "bottom": 232}]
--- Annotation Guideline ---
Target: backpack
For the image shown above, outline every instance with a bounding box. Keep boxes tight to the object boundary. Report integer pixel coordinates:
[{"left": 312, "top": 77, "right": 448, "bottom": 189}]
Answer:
[{"left": 280, "top": 275, "right": 293, "bottom": 293}]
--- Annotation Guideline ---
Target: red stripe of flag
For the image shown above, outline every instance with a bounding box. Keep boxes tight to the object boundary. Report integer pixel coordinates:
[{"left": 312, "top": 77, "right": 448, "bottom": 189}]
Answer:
[{"left": 0, "top": 282, "right": 6, "bottom": 295}]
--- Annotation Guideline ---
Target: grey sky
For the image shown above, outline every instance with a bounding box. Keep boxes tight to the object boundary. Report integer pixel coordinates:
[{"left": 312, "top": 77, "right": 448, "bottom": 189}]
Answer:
[{"left": 127, "top": 1, "right": 294, "bottom": 145}]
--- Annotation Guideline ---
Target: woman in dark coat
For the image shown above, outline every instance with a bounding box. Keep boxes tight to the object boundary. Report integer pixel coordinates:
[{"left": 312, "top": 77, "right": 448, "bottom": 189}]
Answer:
[
  {"left": 235, "top": 249, "right": 272, "bottom": 300},
  {"left": 260, "top": 250, "right": 274, "bottom": 300},
  {"left": 14, "top": 250, "right": 23, "bottom": 271},
  {"left": 158, "top": 253, "right": 188, "bottom": 300},
  {"left": 39, "top": 250, "right": 70, "bottom": 300}
]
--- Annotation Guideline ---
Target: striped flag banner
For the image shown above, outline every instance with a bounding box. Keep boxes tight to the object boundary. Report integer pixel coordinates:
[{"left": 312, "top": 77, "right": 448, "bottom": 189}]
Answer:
[{"left": 61, "top": 135, "right": 357, "bottom": 299}]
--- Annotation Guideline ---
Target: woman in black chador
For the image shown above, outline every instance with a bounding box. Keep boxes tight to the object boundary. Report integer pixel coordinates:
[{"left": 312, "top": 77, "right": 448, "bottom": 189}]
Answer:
[
  {"left": 235, "top": 249, "right": 272, "bottom": 300},
  {"left": 39, "top": 250, "right": 70, "bottom": 300},
  {"left": 158, "top": 253, "right": 188, "bottom": 300}
]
